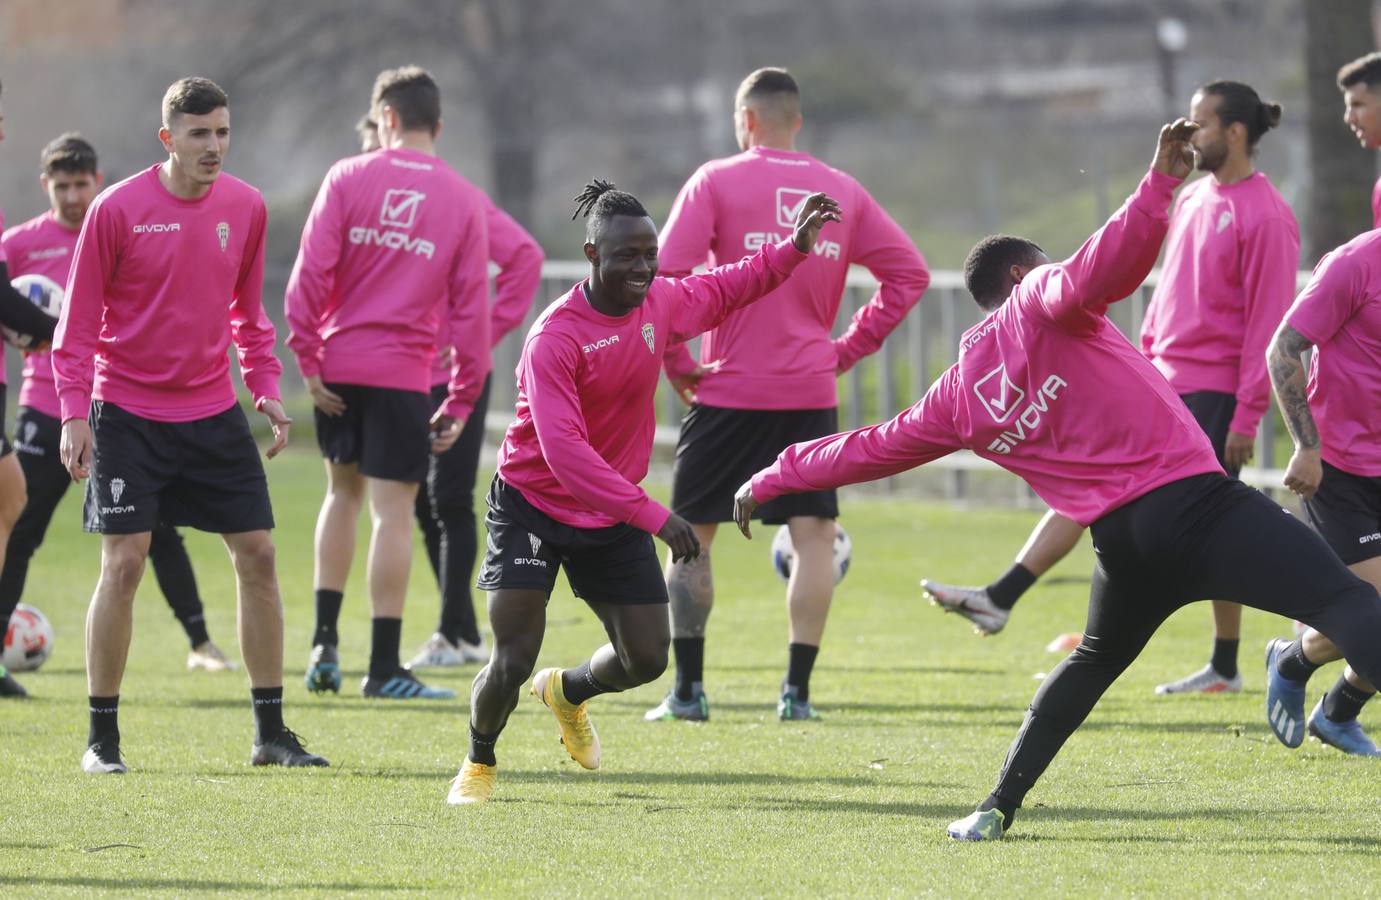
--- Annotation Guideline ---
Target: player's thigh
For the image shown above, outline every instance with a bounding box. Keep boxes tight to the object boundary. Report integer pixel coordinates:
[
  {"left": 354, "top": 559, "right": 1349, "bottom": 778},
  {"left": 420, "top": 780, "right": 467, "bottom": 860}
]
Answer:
[
  {"left": 586, "top": 595, "right": 671, "bottom": 659},
  {"left": 358, "top": 386, "right": 431, "bottom": 485},
  {"left": 0, "top": 454, "right": 25, "bottom": 528},
  {"left": 162, "top": 405, "right": 274, "bottom": 535},
  {"left": 83, "top": 401, "right": 174, "bottom": 535},
  {"left": 564, "top": 524, "right": 668, "bottom": 607},
  {"left": 1303, "top": 461, "right": 1381, "bottom": 568},
  {"left": 473, "top": 479, "right": 563, "bottom": 599}
]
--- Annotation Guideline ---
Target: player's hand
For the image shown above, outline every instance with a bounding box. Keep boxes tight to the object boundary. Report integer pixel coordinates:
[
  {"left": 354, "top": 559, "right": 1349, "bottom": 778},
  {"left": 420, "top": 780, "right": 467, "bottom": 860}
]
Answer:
[
  {"left": 59, "top": 418, "right": 93, "bottom": 481},
  {"left": 668, "top": 360, "right": 721, "bottom": 406},
  {"left": 657, "top": 513, "right": 701, "bottom": 563},
  {"left": 1153, "top": 118, "right": 1199, "bottom": 179},
  {"left": 791, "top": 192, "right": 843, "bottom": 254},
  {"left": 1284, "top": 447, "right": 1323, "bottom": 502},
  {"left": 305, "top": 375, "right": 346, "bottom": 417},
  {"left": 435, "top": 345, "right": 454, "bottom": 370},
  {"left": 1224, "top": 430, "right": 1254, "bottom": 471},
  {"left": 258, "top": 398, "right": 292, "bottom": 459},
  {"left": 430, "top": 410, "right": 463, "bottom": 455},
  {"left": 733, "top": 480, "right": 759, "bottom": 539}
]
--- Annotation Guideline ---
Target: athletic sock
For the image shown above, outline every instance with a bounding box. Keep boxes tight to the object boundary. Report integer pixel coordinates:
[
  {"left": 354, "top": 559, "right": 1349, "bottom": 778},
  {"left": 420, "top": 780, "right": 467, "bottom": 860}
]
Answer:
[
  {"left": 1322, "top": 676, "right": 1374, "bottom": 723},
  {"left": 673, "top": 637, "right": 705, "bottom": 700},
  {"left": 785, "top": 643, "right": 819, "bottom": 702},
  {"left": 251, "top": 687, "right": 284, "bottom": 744},
  {"left": 561, "top": 662, "right": 616, "bottom": 705},
  {"left": 368, "top": 617, "right": 402, "bottom": 680},
  {"left": 986, "top": 563, "right": 1037, "bottom": 611},
  {"left": 179, "top": 612, "right": 211, "bottom": 649},
  {"left": 468, "top": 724, "right": 499, "bottom": 766},
  {"left": 1210, "top": 638, "right": 1239, "bottom": 680},
  {"left": 312, "top": 589, "right": 344, "bottom": 647},
  {"left": 88, "top": 695, "right": 120, "bottom": 747},
  {"left": 978, "top": 793, "right": 1017, "bottom": 831},
  {"left": 1276, "top": 639, "right": 1322, "bottom": 683}
]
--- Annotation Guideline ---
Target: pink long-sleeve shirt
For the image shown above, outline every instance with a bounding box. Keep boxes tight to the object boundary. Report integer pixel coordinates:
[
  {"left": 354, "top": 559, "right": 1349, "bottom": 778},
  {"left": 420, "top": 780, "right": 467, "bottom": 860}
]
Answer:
[
  {"left": 52, "top": 166, "right": 281, "bottom": 423},
  {"left": 752, "top": 170, "right": 1223, "bottom": 527},
  {"left": 285, "top": 148, "right": 491, "bottom": 420},
  {"left": 659, "top": 146, "right": 928, "bottom": 409},
  {"left": 1137, "top": 172, "right": 1299, "bottom": 438},
  {"left": 0, "top": 205, "right": 6, "bottom": 385},
  {"left": 498, "top": 239, "right": 808, "bottom": 534},
  {"left": 1371, "top": 174, "right": 1381, "bottom": 228},
  {"left": 1, "top": 211, "right": 78, "bottom": 418}
]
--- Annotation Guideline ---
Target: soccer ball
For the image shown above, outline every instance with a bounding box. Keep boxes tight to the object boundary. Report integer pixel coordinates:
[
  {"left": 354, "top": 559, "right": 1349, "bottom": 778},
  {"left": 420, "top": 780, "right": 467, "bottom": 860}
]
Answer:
[
  {"left": 4, "top": 273, "right": 65, "bottom": 350},
  {"left": 770, "top": 524, "right": 852, "bottom": 585},
  {"left": 3, "top": 603, "right": 54, "bottom": 672}
]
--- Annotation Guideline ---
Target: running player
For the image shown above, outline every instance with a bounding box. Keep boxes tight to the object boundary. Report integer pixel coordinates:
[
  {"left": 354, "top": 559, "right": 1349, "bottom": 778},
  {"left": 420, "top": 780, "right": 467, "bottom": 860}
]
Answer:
[
  {"left": 445, "top": 181, "right": 840, "bottom": 805},
  {"left": 1338, "top": 52, "right": 1381, "bottom": 226},
  {"left": 646, "top": 68, "right": 928, "bottom": 723},
  {"left": 286, "top": 67, "right": 490, "bottom": 700},
  {"left": 733, "top": 120, "right": 1381, "bottom": 841},
  {"left": 53, "top": 77, "right": 326, "bottom": 772},
  {"left": 922, "top": 81, "right": 1299, "bottom": 699}
]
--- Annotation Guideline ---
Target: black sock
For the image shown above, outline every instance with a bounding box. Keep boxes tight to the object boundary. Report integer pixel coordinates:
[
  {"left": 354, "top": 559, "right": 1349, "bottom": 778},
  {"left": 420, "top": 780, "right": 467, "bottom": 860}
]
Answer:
[
  {"left": 180, "top": 613, "right": 211, "bottom": 649},
  {"left": 88, "top": 695, "right": 119, "bottom": 747},
  {"left": 368, "top": 617, "right": 402, "bottom": 680},
  {"left": 561, "top": 662, "right": 616, "bottom": 705},
  {"left": 251, "top": 687, "right": 284, "bottom": 743},
  {"left": 1210, "top": 638, "right": 1239, "bottom": 680},
  {"left": 468, "top": 724, "right": 499, "bottom": 766},
  {"left": 673, "top": 637, "right": 705, "bottom": 700},
  {"left": 978, "top": 793, "right": 1017, "bottom": 830},
  {"left": 313, "top": 589, "right": 344, "bottom": 647},
  {"left": 1276, "top": 639, "right": 1322, "bottom": 683},
  {"left": 986, "top": 563, "right": 1037, "bottom": 611},
  {"left": 1322, "top": 676, "right": 1374, "bottom": 723},
  {"left": 785, "top": 643, "right": 819, "bottom": 702}
]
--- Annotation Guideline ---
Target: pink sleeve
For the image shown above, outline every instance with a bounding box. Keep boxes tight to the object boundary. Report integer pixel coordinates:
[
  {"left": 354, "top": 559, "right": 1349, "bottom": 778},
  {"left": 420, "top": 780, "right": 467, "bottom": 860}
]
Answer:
[
  {"left": 484, "top": 201, "right": 544, "bottom": 346},
  {"left": 53, "top": 196, "right": 117, "bottom": 422},
  {"left": 284, "top": 168, "right": 344, "bottom": 379},
  {"left": 229, "top": 199, "right": 283, "bottom": 407},
  {"left": 1287, "top": 247, "right": 1365, "bottom": 349},
  {"left": 666, "top": 239, "right": 808, "bottom": 343},
  {"left": 441, "top": 199, "right": 492, "bottom": 420},
  {"left": 832, "top": 188, "right": 930, "bottom": 373},
  {"left": 662, "top": 342, "right": 697, "bottom": 379},
  {"left": 1230, "top": 215, "right": 1300, "bottom": 437},
  {"left": 659, "top": 169, "right": 717, "bottom": 377},
  {"left": 752, "top": 367, "right": 963, "bottom": 502},
  {"left": 525, "top": 333, "right": 672, "bottom": 534},
  {"left": 1372, "top": 177, "right": 1381, "bottom": 230}
]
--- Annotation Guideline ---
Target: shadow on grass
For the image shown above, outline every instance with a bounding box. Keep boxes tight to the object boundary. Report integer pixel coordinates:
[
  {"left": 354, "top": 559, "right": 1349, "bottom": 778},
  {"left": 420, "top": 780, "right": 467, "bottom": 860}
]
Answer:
[
  {"left": 708, "top": 664, "right": 1006, "bottom": 676},
  {"left": 300, "top": 768, "right": 953, "bottom": 790},
  {"left": 174, "top": 697, "right": 463, "bottom": 715},
  {"left": 0, "top": 876, "right": 398, "bottom": 893}
]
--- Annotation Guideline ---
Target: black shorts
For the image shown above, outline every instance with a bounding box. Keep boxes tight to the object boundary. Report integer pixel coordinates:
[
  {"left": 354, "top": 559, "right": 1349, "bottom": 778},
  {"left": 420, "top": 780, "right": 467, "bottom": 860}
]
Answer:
[
  {"left": 1303, "top": 460, "right": 1381, "bottom": 566},
  {"left": 83, "top": 400, "right": 274, "bottom": 535},
  {"left": 671, "top": 404, "right": 839, "bottom": 524},
  {"left": 314, "top": 382, "right": 432, "bottom": 483},
  {"left": 0, "top": 384, "right": 12, "bottom": 459},
  {"left": 476, "top": 477, "right": 668, "bottom": 605},
  {"left": 1179, "top": 391, "right": 1238, "bottom": 477}
]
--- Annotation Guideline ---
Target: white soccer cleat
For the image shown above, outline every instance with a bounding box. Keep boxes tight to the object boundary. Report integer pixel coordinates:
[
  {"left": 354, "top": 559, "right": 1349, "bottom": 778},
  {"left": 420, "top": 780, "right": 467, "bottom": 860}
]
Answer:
[
  {"left": 187, "top": 640, "right": 238, "bottom": 672},
  {"left": 1153, "top": 663, "right": 1242, "bottom": 696},
  {"left": 921, "top": 580, "right": 1010, "bottom": 635},
  {"left": 81, "top": 742, "right": 128, "bottom": 774},
  {"left": 947, "top": 808, "right": 1006, "bottom": 841},
  {"left": 408, "top": 633, "right": 489, "bottom": 668}
]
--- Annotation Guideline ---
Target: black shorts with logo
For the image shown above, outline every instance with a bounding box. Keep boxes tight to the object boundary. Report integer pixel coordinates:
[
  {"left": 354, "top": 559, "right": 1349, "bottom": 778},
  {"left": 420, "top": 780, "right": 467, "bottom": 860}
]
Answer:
[
  {"left": 1179, "top": 390, "right": 1238, "bottom": 477},
  {"left": 1303, "top": 460, "right": 1381, "bottom": 566},
  {"left": 476, "top": 476, "right": 668, "bottom": 605},
  {"left": 0, "top": 384, "right": 12, "bottom": 459},
  {"left": 313, "top": 382, "right": 432, "bottom": 483},
  {"left": 671, "top": 404, "right": 840, "bottom": 525},
  {"left": 83, "top": 400, "right": 274, "bottom": 535}
]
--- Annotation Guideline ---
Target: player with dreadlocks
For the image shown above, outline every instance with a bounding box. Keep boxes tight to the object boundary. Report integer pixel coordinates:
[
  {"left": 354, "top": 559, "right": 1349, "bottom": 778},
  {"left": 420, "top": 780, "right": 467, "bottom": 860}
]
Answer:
[{"left": 445, "top": 179, "right": 840, "bottom": 804}]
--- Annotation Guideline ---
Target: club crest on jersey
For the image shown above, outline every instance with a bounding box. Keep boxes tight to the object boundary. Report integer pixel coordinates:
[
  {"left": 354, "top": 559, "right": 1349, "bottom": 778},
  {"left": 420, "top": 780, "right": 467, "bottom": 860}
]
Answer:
[
  {"left": 22, "top": 422, "right": 36, "bottom": 447},
  {"left": 529, "top": 533, "right": 542, "bottom": 556},
  {"left": 641, "top": 323, "right": 655, "bottom": 353},
  {"left": 216, "top": 221, "right": 230, "bottom": 252}
]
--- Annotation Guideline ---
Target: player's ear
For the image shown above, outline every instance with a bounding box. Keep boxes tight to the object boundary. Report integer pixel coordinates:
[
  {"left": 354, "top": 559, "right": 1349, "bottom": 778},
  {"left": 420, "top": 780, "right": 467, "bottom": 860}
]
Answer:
[
  {"left": 94, "top": 171, "right": 105, "bottom": 190},
  {"left": 158, "top": 126, "right": 174, "bottom": 152},
  {"left": 583, "top": 242, "right": 599, "bottom": 265}
]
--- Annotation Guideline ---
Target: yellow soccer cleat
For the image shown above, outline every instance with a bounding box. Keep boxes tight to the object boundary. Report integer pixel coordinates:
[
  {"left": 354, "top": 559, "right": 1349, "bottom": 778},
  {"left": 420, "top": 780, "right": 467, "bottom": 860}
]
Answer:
[
  {"left": 530, "top": 667, "right": 601, "bottom": 770},
  {"left": 446, "top": 758, "right": 497, "bottom": 805}
]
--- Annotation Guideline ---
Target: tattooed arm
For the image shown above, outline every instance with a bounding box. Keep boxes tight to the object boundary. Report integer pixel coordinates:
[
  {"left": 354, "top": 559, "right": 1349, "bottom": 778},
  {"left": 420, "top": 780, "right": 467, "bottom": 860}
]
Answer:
[{"left": 1267, "top": 323, "right": 1322, "bottom": 500}]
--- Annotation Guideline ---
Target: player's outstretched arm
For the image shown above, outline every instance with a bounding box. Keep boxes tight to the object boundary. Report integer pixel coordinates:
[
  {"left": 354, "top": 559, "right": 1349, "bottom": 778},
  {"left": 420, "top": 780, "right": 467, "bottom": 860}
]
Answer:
[{"left": 1268, "top": 323, "right": 1321, "bottom": 500}]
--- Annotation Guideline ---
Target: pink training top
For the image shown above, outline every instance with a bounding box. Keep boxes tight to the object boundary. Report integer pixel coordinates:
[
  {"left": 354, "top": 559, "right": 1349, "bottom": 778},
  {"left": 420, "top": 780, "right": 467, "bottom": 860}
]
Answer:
[
  {"left": 285, "top": 148, "right": 491, "bottom": 420},
  {"left": 430, "top": 198, "right": 544, "bottom": 387},
  {"left": 752, "top": 170, "right": 1223, "bottom": 527},
  {"left": 1137, "top": 172, "right": 1299, "bottom": 438},
  {"left": 0, "top": 204, "right": 5, "bottom": 384},
  {"left": 1, "top": 211, "right": 78, "bottom": 418},
  {"left": 53, "top": 166, "right": 281, "bottom": 423},
  {"left": 498, "top": 239, "right": 809, "bottom": 534},
  {"left": 1285, "top": 229, "right": 1381, "bottom": 477},
  {"left": 1372, "top": 174, "right": 1381, "bottom": 229},
  {"left": 659, "top": 146, "right": 928, "bottom": 410}
]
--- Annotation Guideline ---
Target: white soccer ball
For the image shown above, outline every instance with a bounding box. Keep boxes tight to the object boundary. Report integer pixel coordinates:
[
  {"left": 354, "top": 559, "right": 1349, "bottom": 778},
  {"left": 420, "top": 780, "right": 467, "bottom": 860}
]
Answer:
[
  {"left": 770, "top": 523, "right": 852, "bottom": 585},
  {"left": 3, "top": 603, "right": 54, "bottom": 672},
  {"left": 4, "top": 273, "right": 65, "bottom": 350}
]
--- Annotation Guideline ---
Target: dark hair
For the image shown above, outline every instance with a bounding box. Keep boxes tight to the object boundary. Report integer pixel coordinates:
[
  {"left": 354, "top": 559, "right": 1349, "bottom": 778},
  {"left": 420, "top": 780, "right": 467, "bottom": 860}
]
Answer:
[
  {"left": 736, "top": 67, "right": 800, "bottom": 104},
  {"left": 41, "top": 132, "right": 98, "bottom": 176},
  {"left": 1338, "top": 52, "right": 1381, "bottom": 91},
  {"left": 371, "top": 66, "right": 440, "bottom": 135},
  {"left": 162, "top": 77, "right": 229, "bottom": 126},
  {"left": 356, "top": 114, "right": 377, "bottom": 138},
  {"left": 963, "top": 235, "right": 1046, "bottom": 310},
  {"left": 1198, "top": 80, "right": 1281, "bottom": 150},
  {"left": 572, "top": 179, "right": 650, "bottom": 241}
]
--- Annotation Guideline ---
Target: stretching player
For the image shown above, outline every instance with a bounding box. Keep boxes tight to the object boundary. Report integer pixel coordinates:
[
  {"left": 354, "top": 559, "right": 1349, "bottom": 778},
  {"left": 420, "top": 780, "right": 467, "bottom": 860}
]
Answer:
[
  {"left": 647, "top": 67, "right": 928, "bottom": 722},
  {"left": 287, "top": 67, "right": 490, "bottom": 700},
  {"left": 446, "top": 181, "right": 839, "bottom": 804},
  {"left": 1338, "top": 52, "right": 1381, "bottom": 226},
  {"left": 923, "top": 81, "right": 1299, "bottom": 698},
  {"left": 734, "top": 120, "right": 1381, "bottom": 841},
  {"left": 53, "top": 77, "right": 326, "bottom": 772}
]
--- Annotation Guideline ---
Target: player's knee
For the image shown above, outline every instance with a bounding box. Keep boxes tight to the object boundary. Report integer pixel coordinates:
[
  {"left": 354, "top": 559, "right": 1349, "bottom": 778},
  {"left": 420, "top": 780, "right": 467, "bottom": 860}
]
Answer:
[
  {"left": 99, "top": 546, "right": 147, "bottom": 593},
  {"left": 231, "top": 533, "right": 277, "bottom": 580},
  {"left": 490, "top": 644, "right": 539, "bottom": 690},
  {"left": 0, "top": 485, "right": 27, "bottom": 531},
  {"left": 620, "top": 641, "right": 668, "bottom": 685}
]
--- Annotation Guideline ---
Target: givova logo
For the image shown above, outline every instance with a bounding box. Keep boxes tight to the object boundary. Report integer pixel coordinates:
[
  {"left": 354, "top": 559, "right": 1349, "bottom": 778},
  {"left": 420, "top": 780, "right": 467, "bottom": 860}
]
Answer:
[
  {"left": 101, "top": 476, "right": 136, "bottom": 515},
  {"left": 381, "top": 189, "right": 425, "bottom": 229},
  {"left": 973, "top": 365, "right": 1025, "bottom": 423},
  {"left": 775, "top": 187, "right": 814, "bottom": 229}
]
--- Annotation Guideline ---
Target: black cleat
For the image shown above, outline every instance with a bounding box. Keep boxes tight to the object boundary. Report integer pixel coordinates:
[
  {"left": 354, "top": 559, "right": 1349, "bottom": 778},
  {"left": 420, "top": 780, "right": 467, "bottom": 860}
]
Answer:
[
  {"left": 0, "top": 664, "right": 27, "bottom": 698},
  {"left": 304, "top": 643, "right": 342, "bottom": 694},
  {"left": 251, "top": 728, "right": 330, "bottom": 767}
]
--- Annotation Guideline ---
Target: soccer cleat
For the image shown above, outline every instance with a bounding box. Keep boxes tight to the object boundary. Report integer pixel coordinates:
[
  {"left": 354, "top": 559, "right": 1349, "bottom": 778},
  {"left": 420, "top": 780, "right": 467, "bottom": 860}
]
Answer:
[
  {"left": 304, "top": 643, "right": 342, "bottom": 694},
  {"left": 921, "top": 579, "right": 1010, "bottom": 635},
  {"left": 643, "top": 690, "right": 709, "bottom": 722},
  {"left": 947, "top": 808, "right": 1006, "bottom": 841},
  {"left": 1153, "top": 663, "right": 1242, "bottom": 695},
  {"left": 530, "top": 667, "right": 601, "bottom": 769},
  {"left": 251, "top": 728, "right": 330, "bottom": 767},
  {"left": 446, "top": 758, "right": 498, "bottom": 805},
  {"left": 0, "top": 664, "right": 26, "bottom": 698},
  {"left": 1265, "top": 638, "right": 1307, "bottom": 748},
  {"left": 1306, "top": 698, "right": 1381, "bottom": 756},
  {"left": 81, "top": 741, "right": 128, "bottom": 774},
  {"left": 777, "top": 686, "right": 821, "bottom": 721},
  {"left": 187, "top": 640, "right": 238, "bottom": 672},
  {"left": 407, "top": 632, "right": 489, "bottom": 669},
  {"left": 361, "top": 668, "right": 456, "bottom": 700}
]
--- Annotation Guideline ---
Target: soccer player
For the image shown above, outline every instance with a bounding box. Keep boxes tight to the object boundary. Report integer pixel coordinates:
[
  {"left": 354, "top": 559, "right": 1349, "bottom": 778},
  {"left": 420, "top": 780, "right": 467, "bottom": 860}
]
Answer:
[
  {"left": 286, "top": 66, "right": 490, "bottom": 700},
  {"left": 922, "top": 81, "right": 1299, "bottom": 698},
  {"left": 1338, "top": 52, "right": 1381, "bottom": 226},
  {"left": 445, "top": 181, "right": 840, "bottom": 805},
  {"left": 52, "top": 77, "right": 326, "bottom": 772},
  {"left": 646, "top": 67, "right": 929, "bottom": 723},
  {"left": 0, "top": 134, "right": 237, "bottom": 702},
  {"left": 733, "top": 120, "right": 1381, "bottom": 841}
]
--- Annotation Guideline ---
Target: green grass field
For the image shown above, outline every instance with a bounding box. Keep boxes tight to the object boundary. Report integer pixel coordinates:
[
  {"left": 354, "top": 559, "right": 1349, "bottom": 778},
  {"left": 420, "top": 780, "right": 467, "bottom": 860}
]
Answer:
[{"left": 3, "top": 448, "right": 1379, "bottom": 897}]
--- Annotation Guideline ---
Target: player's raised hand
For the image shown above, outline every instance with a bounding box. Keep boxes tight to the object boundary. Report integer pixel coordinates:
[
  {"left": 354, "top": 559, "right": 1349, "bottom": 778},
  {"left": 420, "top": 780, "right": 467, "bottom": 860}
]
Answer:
[
  {"left": 59, "top": 419, "right": 93, "bottom": 481},
  {"left": 791, "top": 192, "right": 842, "bottom": 254},
  {"left": 1153, "top": 118, "right": 1199, "bottom": 179},
  {"left": 430, "top": 410, "right": 463, "bottom": 455},
  {"left": 657, "top": 513, "right": 701, "bottom": 563},
  {"left": 733, "top": 480, "right": 759, "bottom": 539},
  {"left": 258, "top": 398, "right": 292, "bottom": 459}
]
